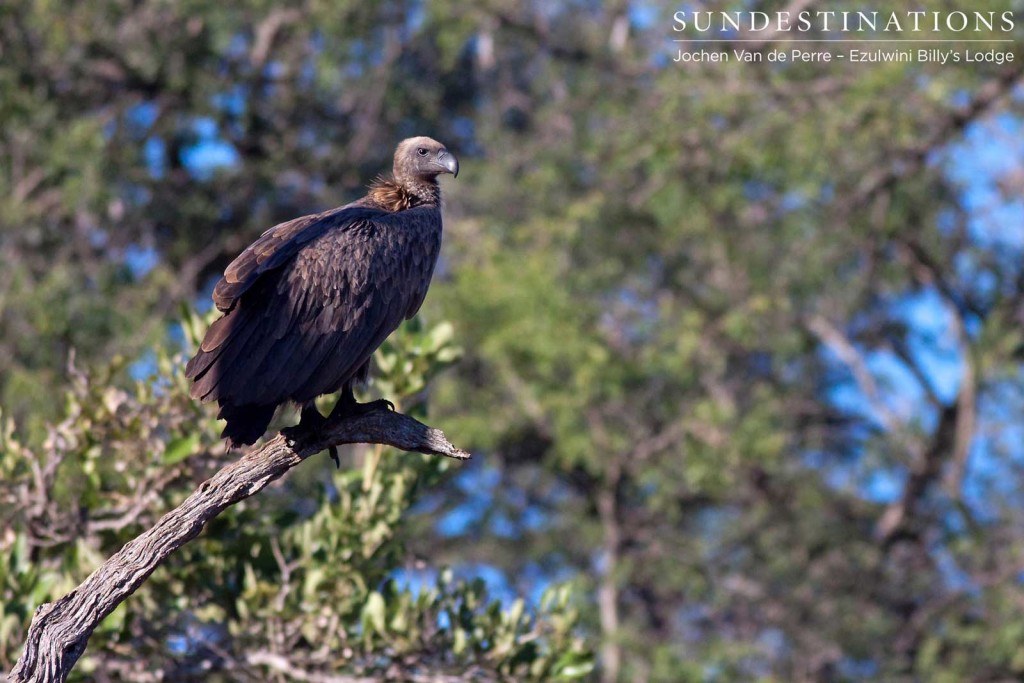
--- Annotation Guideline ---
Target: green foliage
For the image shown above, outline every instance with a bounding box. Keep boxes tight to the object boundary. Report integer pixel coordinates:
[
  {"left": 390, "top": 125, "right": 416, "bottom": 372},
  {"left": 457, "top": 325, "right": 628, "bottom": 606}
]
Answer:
[{"left": 0, "top": 316, "right": 591, "bottom": 679}]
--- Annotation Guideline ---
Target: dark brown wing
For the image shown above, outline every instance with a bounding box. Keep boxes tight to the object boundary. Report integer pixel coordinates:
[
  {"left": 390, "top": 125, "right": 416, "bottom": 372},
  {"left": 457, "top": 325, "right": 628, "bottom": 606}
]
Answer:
[
  {"left": 184, "top": 205, "right": 354, "bottom": 389},
  {"left": 185, "top": 204, "right": 442, "bottom": 407},
  {"left": 210, "top": 205, "right": 385, "bottom": 313}
]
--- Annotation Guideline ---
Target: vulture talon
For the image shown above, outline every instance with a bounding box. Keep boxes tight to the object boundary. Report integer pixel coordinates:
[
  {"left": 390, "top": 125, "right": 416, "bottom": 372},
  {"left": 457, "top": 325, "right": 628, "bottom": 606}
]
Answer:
[
  {"left": 283, "top": 404, "right": 327, "bottom": 448},
  {"left": 327, "top": 388, "right": 395, "bottom": 421},
  {"left": 281, "top": 425, "right": 304, "bottom": 448},
  {"left": 364, "top": 398, "right": 395, "bottom": 413}
]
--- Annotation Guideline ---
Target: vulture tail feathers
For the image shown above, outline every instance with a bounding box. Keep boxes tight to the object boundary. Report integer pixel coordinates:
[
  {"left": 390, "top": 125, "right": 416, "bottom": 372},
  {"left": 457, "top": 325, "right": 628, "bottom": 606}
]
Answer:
[{"left": 218, "top": 402, "right": 277, "bottom": 447}]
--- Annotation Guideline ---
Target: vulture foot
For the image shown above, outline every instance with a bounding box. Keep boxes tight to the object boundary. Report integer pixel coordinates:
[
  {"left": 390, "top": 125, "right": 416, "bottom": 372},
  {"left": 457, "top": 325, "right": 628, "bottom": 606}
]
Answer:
[
  {"left": 283, "top": 405, "right": 341, "bottom": 468},
  {"left": 352, "top": 398, "right": 396, "bottom": 414},
  {"left": 328, "top": 392, "right": 395, "bottom": 420}
]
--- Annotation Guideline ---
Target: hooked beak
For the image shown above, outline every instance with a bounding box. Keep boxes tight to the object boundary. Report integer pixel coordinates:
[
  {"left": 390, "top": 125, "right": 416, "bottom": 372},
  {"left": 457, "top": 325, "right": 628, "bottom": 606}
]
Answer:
[{"left": 439, "top": 150, "right": 459, "bottom": 178}]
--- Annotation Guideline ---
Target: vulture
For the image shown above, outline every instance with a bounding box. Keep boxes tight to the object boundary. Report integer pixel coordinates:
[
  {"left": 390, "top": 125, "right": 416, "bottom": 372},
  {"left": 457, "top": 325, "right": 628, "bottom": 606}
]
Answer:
[{"left": 185, "top": 136, "right": 458, "bottom": 448}]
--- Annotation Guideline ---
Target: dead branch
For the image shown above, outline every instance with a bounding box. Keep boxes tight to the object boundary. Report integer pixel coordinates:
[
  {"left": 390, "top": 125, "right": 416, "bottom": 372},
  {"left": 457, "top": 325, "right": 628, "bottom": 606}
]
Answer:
[{"left": 9, "top": 410, "right": 469, "bottom": 683}]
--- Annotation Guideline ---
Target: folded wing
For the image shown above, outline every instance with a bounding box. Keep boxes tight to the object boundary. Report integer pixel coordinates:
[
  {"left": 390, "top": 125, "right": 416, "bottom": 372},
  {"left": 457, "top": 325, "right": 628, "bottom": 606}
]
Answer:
[{"left": 185, "top": 205, "right": 442, "bottom": 410}]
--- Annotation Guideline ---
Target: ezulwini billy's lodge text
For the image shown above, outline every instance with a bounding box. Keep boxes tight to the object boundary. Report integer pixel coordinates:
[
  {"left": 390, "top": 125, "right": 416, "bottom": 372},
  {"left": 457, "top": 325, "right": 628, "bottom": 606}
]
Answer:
[{"left": 673, "top": 48, "right": 1015, "bottom": 65}]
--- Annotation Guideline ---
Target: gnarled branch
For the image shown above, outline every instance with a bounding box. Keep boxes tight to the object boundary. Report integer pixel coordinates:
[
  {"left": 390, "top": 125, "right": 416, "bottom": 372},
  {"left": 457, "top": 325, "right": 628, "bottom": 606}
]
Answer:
[{"left": 10, "top": 410, "right": 469, "bottom": 683}]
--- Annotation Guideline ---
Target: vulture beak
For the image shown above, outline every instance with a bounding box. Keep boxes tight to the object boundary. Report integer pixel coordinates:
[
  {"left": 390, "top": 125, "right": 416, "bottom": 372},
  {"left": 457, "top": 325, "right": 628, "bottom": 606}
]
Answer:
[{"left": 439, "top": 150, "right": 459, "bottom": 178}]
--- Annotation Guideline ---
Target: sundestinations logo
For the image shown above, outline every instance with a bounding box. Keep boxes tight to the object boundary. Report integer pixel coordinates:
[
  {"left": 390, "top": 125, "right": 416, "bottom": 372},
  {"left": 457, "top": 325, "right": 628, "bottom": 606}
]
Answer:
[
  {"left": 670, "top": 9, "right": 1018, "bottom": 66},
  {"left": 672, "top": 10, "right": 1015, "bottom": 34}
]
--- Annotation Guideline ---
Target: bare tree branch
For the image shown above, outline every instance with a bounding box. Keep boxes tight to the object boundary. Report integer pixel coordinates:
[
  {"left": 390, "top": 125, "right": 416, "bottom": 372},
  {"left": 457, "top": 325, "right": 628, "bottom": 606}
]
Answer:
[
  {"left": 805, "top": 313, "right": 901, "bottom": 433},
  {"left": 244, "top": 650, "right": 378, "bottom": 683},
  {"left": 10, "top": 410, "right": 469, "bottom": 683},
  {"left": 875, "top": 403, "right": 957, "bottom": 547}
]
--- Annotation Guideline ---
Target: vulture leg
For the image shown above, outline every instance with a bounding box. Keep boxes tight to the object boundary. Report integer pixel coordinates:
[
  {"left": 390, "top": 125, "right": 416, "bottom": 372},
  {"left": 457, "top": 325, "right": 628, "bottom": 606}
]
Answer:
[{"left": 298, "top": 402, "right": 327, "bottom": 430}]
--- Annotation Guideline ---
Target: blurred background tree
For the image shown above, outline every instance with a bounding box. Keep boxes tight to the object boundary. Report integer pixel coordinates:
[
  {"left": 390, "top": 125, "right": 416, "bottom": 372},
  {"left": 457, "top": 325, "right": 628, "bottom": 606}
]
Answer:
[{"left": 2, "top": 0, "right": 1024, "bottom": 681}]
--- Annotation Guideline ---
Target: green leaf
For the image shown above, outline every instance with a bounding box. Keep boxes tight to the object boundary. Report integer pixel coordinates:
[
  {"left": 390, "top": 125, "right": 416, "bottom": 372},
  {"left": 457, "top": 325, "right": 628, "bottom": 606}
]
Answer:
[
  {"left": 163, "top": 433, "right": 199, "bottom": 465},
  {"left": 362, "top": 591, "right": 386, "bottom": 637},
  {"left": 426, "top": 321, "right": 455, "bottom": 351}
]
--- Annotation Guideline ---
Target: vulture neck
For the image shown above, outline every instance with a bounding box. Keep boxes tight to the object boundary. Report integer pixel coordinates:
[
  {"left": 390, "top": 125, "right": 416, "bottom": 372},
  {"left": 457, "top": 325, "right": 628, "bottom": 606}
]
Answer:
[{"left": 367, "top": 175, "right": 440, "bottom": 212}]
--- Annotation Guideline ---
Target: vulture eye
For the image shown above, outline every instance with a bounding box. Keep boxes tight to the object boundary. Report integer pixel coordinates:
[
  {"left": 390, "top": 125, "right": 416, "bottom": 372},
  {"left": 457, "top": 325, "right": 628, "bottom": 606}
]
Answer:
[{"left": 416, "top": 147, "right": 429, "bottom": 156}]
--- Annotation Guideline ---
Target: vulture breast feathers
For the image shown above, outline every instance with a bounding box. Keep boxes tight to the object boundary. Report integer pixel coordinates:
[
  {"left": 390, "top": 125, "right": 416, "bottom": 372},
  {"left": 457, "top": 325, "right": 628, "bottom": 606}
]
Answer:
[{"left": 185, "top": 137, "right": 458, "bottom": 446}]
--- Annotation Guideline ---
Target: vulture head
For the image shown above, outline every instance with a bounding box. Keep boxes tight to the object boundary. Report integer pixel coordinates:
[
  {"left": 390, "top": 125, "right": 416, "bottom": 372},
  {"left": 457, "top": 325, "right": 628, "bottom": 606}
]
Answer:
[{"left": 394, "top": 136, "right": 459, "bottom": 183}]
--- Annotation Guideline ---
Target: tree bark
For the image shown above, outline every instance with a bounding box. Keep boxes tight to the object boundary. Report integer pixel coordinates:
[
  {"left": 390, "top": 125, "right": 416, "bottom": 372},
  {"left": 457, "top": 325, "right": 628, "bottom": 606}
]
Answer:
[{"left": 10, "top": 410, "right": 470, "bottom": 683}]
